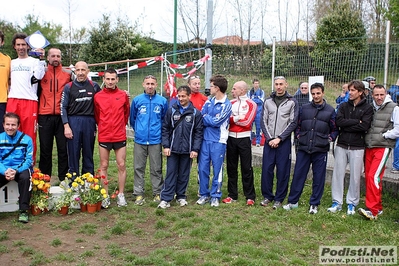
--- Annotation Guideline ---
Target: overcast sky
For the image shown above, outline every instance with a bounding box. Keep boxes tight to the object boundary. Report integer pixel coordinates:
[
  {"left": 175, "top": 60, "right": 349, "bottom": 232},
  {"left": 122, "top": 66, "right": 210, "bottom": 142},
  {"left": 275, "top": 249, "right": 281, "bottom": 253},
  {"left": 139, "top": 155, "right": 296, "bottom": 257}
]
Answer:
[{"left": 1, "top": 0, "right": 307, "bottom": 44}]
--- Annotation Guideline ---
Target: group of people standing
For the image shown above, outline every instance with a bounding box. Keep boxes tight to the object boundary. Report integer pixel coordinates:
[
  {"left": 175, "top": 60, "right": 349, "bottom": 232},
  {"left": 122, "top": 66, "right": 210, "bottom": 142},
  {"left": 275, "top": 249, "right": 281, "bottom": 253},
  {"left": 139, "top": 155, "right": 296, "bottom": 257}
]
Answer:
[
  {"left": 1, "top": 31, "right": 398, "bottom": 223},
  {"left": 0, "top": 31, "right": 134, "bottom": 223}
]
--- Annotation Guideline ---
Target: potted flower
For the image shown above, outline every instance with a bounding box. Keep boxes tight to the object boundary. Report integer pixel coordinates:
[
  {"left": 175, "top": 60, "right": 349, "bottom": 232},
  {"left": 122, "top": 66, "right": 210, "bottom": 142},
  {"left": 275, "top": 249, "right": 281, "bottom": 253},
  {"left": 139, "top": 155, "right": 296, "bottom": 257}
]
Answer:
[
  {"left": 72, "top": 173, "right": 89, "bottom": 211},
  {"left": 54, "top": 175, "right": 75, "bottom": 215},
  {"left": 30, "top": 168, "right": 51, "bottom": 214},
  {"left": 85, "top": 173, "right": 107, "bottom": 213}
]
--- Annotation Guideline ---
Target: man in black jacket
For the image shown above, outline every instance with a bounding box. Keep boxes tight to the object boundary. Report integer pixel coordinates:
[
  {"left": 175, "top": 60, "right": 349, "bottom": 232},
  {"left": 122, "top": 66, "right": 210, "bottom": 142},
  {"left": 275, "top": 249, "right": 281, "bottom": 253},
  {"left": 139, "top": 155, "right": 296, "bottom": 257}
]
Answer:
[
  {"left": 158, "top": 85, "right": 203, "bottom": 209},
  {"left": 327, "top": 80, "right": 373, "bottom": 215},
  {"left": 284, "top": 83, "right": 338, "bottom": 214}
]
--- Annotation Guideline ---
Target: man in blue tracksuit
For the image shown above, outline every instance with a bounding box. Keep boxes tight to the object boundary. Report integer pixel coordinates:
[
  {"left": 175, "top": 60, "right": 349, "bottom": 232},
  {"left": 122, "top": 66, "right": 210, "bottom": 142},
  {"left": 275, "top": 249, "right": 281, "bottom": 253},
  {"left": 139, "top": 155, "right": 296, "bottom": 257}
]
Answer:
[
  {"left": 0, "top": 112, "right": 33, "bottom": 223},
  {"left": 158, "top": 85, "right": 203, "bottom": 209},
  {"left": 61, "top": 61, "right": 101, "bottom": 176},
  {"left": 247, "top": 79, "right": 265, "bottom": 146},
  {"left": 283, "top": 83, "right": 338, "bottom": 214},
  {"left": 130, "top": 75, "right": 168, "bottom": 205},
  {"left": 196, "top": 75, "right": 232, "bottom": 207}
]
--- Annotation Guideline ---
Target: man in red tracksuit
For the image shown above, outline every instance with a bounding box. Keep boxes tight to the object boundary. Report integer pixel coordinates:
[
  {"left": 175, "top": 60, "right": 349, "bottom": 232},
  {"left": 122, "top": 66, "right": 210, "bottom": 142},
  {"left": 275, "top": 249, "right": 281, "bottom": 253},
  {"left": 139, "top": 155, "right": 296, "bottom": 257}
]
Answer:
[
  {"left": 38, "top": 48, "right": 71, "bottom": 181},
  {"left": 94, "top": 68, "right": 130, "bottom": 207},
  {"left": 223, "top": 81, "right": 257, "bottom": 206},
  {"left": 358, "top": 85, "right": 399, "bottom": 220}
]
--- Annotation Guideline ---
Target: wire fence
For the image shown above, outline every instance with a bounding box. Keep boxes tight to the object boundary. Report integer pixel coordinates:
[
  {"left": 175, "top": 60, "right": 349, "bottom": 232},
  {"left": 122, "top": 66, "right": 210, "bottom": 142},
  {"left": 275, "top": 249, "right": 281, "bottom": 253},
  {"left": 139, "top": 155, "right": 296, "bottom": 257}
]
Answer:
[{"left": 89, "top": 42, "right": 399, "bottom": 100}]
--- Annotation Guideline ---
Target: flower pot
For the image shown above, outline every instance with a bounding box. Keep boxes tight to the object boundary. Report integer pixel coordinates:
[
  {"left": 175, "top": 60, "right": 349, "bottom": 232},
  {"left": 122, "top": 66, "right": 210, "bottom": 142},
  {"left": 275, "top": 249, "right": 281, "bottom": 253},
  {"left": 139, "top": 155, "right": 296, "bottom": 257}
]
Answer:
[
  {"left": 30, "top": 205, "right": 42, "bottom": 216},
  {"left": 58, "top": 206, "right": 69, "bottom": 215},
  {"left": 96, "top": 201, "right": 102, "bottom": 211},
  {"left": 87, "top": 203, "right": 97, "bottom": 213},
  {"left": 80, "top": 203, "right": 87, "bottom": 212}
]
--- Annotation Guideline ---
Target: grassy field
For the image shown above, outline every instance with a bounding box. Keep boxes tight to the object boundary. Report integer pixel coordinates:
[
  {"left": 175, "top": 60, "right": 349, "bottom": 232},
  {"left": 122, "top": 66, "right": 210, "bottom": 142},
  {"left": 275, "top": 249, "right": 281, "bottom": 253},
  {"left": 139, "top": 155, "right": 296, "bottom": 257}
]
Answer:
[{"left": 0, "top": 138, "right": 398, "bottom": 265}]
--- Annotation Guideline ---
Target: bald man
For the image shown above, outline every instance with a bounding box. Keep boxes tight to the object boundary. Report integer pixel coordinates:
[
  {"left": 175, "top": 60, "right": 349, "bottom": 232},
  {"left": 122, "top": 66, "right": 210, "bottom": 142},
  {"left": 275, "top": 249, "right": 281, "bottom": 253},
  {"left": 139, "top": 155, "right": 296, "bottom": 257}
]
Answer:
[
  {"left": 60, "top": 61, "right": 101, "bottom": 177},
  {"left": 222, "top": 81, "right": 257, "bottom": 206}
]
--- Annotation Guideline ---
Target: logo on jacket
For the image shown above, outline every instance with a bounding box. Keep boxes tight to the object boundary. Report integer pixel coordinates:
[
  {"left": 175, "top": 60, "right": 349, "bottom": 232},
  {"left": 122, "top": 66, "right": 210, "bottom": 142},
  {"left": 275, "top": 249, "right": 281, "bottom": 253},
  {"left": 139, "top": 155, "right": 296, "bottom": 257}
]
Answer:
[
  {"left": 173, "top": 114, "right": 181, "bottom": 121},
  {"left": 139, "top": 106, "right": 147, "bottom": 114},
  {"left": 154, "top": 106, "right": 161, "bottom": 114},
  {"left": 185, "top": 116, "right": 192, "bottom": 123}
]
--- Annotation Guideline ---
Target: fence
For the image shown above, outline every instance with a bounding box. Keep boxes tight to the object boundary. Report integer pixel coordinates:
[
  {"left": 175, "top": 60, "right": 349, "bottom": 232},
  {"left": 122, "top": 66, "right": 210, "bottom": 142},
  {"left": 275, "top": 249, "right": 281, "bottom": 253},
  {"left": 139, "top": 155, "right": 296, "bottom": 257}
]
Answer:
[{"left": 88, "top": 42, "right": 399, "bottom": 100}]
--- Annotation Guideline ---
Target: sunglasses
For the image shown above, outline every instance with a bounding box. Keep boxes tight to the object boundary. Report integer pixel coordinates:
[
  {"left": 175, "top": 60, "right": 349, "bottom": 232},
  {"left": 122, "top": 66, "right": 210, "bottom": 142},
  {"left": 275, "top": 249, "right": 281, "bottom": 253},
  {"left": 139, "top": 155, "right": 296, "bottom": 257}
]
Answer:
[
  {"left": 274, "top": 76, "right": 286, "bottom": 80},
  {"left": 189, "top": 75, "right": 200, "bottom": 80}
]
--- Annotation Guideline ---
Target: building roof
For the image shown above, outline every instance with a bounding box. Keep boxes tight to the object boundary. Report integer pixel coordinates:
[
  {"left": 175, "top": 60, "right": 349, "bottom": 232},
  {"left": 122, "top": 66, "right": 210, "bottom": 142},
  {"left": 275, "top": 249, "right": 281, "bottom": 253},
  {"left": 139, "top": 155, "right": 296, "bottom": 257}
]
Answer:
[{"left": 212, "top": 35, "right": 262, "bottom": 46}]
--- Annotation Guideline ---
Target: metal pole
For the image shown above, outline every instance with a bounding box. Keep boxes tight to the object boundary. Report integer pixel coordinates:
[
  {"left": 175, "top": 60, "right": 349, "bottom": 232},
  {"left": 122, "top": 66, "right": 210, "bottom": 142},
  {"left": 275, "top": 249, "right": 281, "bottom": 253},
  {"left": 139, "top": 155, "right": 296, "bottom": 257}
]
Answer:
[
  {"left": 205, "top": 0, "right": 213, "bottom": 96},
  {"left": 173, "top": 0, "right": 178, "bottom": 64},
  {"left": 271, "top": 37, "right": 276, "bottom": 92},
  {"left": 383, "top": 20, "right": 391, "bottom": 88}
]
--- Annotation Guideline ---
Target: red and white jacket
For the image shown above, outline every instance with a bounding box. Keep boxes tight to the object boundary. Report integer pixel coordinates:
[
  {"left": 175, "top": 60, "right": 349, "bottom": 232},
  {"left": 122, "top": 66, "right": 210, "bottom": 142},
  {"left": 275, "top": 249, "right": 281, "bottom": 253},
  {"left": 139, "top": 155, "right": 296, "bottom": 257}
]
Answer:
[{"left": 229, "top": 94, "right": 257, "bottom": 138}]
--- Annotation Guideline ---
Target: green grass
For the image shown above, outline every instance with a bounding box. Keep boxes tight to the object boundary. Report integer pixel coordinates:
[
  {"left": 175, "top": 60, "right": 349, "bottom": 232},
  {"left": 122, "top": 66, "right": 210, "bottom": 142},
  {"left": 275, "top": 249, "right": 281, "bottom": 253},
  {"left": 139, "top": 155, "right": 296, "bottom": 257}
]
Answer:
[{"left": 0, "top": 131, "right": 398, "bottom": 265}]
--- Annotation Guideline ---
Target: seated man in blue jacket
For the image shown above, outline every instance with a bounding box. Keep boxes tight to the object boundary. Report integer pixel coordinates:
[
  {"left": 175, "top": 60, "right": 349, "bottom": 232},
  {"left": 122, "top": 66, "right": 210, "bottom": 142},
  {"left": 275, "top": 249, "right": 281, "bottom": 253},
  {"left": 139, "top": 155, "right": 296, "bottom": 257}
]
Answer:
[{"left": 0, "top": 112, "right": 33, "bottom": 223}]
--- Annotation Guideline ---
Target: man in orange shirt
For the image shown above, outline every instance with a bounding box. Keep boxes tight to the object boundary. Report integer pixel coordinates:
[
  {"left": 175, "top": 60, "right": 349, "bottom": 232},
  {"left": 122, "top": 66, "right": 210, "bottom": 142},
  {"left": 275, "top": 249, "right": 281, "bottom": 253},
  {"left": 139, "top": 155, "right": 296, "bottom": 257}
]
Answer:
[
  {"left": 38, "top": 48, "right": 71, "bottom": 181},
  {"left": 0, "top": 31, "right": 10, "bottom": 132}
]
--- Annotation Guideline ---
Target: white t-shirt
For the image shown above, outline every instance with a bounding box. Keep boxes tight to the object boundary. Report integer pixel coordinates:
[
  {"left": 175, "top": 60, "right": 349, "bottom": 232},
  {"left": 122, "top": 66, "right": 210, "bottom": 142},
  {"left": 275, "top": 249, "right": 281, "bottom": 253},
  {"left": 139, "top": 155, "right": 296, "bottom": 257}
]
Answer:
[{"left": 9, "top": 57, "right": 46, "bottom": 101}]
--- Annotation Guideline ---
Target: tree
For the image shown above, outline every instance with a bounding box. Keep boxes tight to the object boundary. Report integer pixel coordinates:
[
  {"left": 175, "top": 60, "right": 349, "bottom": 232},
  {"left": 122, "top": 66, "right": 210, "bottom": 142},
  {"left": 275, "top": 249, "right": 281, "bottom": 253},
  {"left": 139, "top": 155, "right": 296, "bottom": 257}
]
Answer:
[
  {"left": 61, "top": 0, "right": 88, "bottom": 65},
  {"left": 81, "top": 15, "right": 158, "bottom": 68},
  {"left": 385, "top": 0, "right": 399, "bottom": 40},
  {"left": 312, "top": 1, "right": 367, "bottom": 81},
  {"left": 0, "top": 20, "right": 18, "bottom": 57},
  {"left": 20, "top": 14, "right": 63, "bottom": 44}
]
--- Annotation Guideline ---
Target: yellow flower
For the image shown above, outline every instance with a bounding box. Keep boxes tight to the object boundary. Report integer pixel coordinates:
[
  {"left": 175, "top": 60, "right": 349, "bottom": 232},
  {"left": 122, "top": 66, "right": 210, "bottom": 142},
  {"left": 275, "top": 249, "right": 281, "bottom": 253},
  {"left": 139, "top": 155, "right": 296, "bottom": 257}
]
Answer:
[
  {"left": 66, "top": 173, "right": 72, "bottom": 178},
  {"left": 94, "top": 185, "right": 100, "bottom": 190},
  {"left": 82, "top": 173, "right": 91, "bottom": 179},
  {"left": 93, "top": 178, "right": 99, "bottom": 183},
  {"left": 67, "top": 188, "right": 72, "bottom": 193},
  {"left": 72, "top": 182, "right": 78, "bottom": 188},
  {"left": 37, "top": 183, "right": 43, "bottom": 189},
  {"left": 39, "top": 180, "right": 45, "bottom": 185},
  {"left": 33, "top": 179, "right": 39, "bottom": 185},
  {"left": 103, "top": 194, "right": 107, "bottom": 199},
  {"left": 100, "top": 188, "right": 106, "bottom": 195}
]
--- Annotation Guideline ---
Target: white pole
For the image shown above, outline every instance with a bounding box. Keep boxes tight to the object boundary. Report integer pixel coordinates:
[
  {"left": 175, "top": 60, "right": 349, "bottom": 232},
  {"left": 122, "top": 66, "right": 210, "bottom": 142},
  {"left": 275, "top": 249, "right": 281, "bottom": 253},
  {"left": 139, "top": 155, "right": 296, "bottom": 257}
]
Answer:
[
  {"left": 205, "top": 0, "right": 213, "bottom": 96},
  {"left": 272, "top": 37, "right": 276, "bottom": 92},
  {"left": 127, "top": 61, "right": 130, "bottom": 95},
  {"left": 160, "top": 53, "right": 165, "bottom": 96},
  {"left": 383, "top": 20, "right": 391, "bottom": 88}
]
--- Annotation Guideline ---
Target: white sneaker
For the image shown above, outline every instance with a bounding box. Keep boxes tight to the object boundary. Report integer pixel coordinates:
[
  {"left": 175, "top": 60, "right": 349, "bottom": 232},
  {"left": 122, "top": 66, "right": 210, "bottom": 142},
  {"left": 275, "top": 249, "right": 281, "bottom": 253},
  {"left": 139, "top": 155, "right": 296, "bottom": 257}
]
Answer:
[
  {"left": 327, "top": 202, "right": 342, "bottom": 213},
  {"left": 210, "top": 198, "right": 219, "bottom": 207},
  {"left": 157, "top": 200, "right": 170, "bottom": 209},
  {"left": 117, "top": 193, "right": 127, "bottom": 207},
  {"left": 309, "top": 205, "right": 318, "bottom": 214},
  {"left": 283, "top": 203, "right": 298, "bottom": 210},
  {"left": 347, "top": 204, "right": 355, "bottom": 215},
  {"left": 101, "top": 196, "right": 111, "bottom": 208},
  {"left": 177, "top": 199, "right": 188, "bottom": 207}
]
